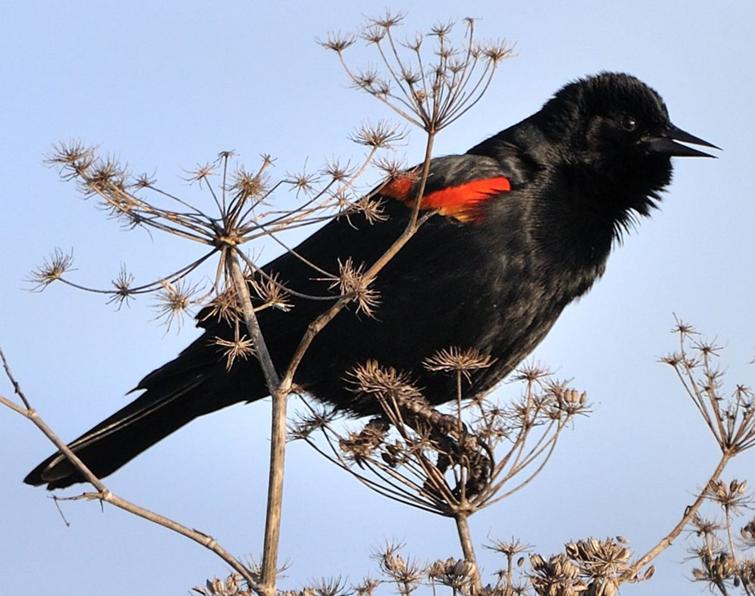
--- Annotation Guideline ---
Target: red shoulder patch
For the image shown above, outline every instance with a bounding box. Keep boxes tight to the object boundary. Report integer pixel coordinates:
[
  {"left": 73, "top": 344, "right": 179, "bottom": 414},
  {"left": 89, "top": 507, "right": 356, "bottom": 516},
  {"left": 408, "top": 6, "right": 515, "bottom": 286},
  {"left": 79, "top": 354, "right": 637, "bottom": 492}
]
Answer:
[{"left": 382, "top": 175, "right": 511, "bottom": 222}]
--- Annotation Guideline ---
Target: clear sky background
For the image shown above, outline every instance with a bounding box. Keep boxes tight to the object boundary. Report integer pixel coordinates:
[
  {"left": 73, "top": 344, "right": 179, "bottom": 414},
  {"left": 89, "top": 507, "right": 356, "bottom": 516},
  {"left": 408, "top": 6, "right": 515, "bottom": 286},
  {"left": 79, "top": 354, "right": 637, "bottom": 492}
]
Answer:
[{"left": 1, "top": 2, "right": 754, "bottom": 594}]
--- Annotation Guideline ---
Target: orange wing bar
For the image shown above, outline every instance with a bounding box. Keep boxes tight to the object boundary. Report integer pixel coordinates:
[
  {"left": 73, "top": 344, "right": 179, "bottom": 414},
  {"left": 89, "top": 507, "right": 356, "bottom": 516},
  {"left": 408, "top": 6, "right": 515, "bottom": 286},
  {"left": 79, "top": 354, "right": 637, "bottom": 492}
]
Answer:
[{"left": 383, "top": 175, "right": 511, "bottom": 222}]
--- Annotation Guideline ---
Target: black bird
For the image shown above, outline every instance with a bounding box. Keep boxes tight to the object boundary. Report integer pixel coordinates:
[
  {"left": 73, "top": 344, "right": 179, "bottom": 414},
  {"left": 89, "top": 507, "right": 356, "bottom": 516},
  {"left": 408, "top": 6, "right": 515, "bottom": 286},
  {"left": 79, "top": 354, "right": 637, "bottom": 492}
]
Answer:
[{"left": 25, "top": 72, "right": 717, "bottom": 489}]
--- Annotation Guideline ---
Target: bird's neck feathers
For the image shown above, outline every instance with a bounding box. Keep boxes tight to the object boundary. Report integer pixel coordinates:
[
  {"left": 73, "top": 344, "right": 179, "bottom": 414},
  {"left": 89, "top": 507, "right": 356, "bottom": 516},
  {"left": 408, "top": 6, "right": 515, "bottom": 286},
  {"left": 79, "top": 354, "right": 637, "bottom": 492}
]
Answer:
[
  {"left": 473, "top": 117, "right": 671, "bottom": 244},
  {"left": 471, "top": 123, "right": 670, "bottom": 291},
  {"left": 535, "top": 157, "right": 669, "bottom": 273}
]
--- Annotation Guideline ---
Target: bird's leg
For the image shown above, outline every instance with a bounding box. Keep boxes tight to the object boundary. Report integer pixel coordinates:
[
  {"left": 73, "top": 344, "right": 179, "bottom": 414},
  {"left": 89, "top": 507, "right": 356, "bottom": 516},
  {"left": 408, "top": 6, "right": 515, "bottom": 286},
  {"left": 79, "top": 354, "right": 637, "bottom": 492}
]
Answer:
[{"left": 383, "top": 394, "right": 494, "bottom": 501}]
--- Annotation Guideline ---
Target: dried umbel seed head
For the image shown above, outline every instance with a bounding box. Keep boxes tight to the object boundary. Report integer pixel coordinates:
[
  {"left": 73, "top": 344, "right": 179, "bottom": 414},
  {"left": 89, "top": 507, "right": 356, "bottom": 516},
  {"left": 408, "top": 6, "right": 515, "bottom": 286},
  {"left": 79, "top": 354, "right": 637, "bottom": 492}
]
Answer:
[
  {"left": 375, "top": 544, "right": 423, "bottom": 588},
  {"left": 322, "top": 159, "right": 352, "bottom": 182},
  {"left": 427, "top": 557, "right": 475, "bottom": 588},
  {"left": 350, "top": 121, "right": 406, "bottom": 149},
  {"left": 352, "top": 578, "right": 380, "bottom": 596},
  {"left": 212, "top": 333, "right": 256, "bottom": 371},
  {"left": 318, "top": 32, "right": 357, "bottom": 53},
  {"left": 511, "top": 363, "right": 553, "bottom": 384},
  {"left": 347, "top": 360, "right": 424, "bottom": 403},
  {"left": 333, "top": 258, "right": 380, "bottom": 317},
  {"left": 230, "top": 167, "right": 268, "bottom": 201},
  {"left": 544, "top": 385, "right": 589, "bottom": 419},
  {"left": 287, "top": 169, "right": 320, "bottom": 198},
  {"left": 486, "top": 538, "right": 531, "bottom": 559},
  {"left": 290, "top": 408, "right": 338, "bottom": 440},
  {"left": 565, "top": 537, "right": 631, "bottom": 580},
  {"left": 106, "top": 265, "right": 135, "bottom": 309},
  {"left": 351, "top": 196, "right": 388, "bottom": 224},
  {"left": 153, "top": 278, "right": 201, "bottom": 331},
  {"left": 708, "top": 479, "right": 751, "bottom": 511},
  {"left": 202, "top": 286, "right": 241, "bottom": 324},
  {"left": 193, "top": 573, "right": 253, "bottom": 596},
  {"left": 691, "top": 513, "right": 723, "bottom": 538},
  {"left": 184, "top": 162, "right": 216, "bottom": 187},
  {"left": 29, "top": 248, "right": 74, "bottom": 291},
  {"left": 692, "top": 551, "right": 737, "bottom": 584},
  {"left": 45, "top": 141, "right": 96, "bottom": 179},
  {"left": 307, "top": 577, "right": 349, "bottom": 596},
  {"left": 559, "top": 389, "right": 588, "bottom": 408},
  {"left": 423, "top": 347, "right": 495, "bottom": 380},
  {"left": 529, "top": 553, "right": 587, "bottom": 596},
  {"left": 250, "top": 272, "right": 292, "bottom": 312}
]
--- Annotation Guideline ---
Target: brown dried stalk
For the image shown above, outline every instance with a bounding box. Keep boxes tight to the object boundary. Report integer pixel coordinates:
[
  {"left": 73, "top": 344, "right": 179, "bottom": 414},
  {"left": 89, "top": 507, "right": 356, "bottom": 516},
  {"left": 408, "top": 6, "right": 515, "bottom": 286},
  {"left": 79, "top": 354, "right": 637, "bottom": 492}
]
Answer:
[
  {"left": 625, "top": 321, "right": 755, "bottom": 581},
  {"left": 294, "top": 357, "right": 587, "bottom": 521},
  {"left": 292, "top": 354, "right": 588, "bottom": 596},
  {"left": 21, "top": 14, "right": 511, "bottom": 594},
  {"left": 36, "top": 141, "right": 403, "bottom": 595},
  {"left": 0, "top": 347, "right": 261, "bottom": 591}
]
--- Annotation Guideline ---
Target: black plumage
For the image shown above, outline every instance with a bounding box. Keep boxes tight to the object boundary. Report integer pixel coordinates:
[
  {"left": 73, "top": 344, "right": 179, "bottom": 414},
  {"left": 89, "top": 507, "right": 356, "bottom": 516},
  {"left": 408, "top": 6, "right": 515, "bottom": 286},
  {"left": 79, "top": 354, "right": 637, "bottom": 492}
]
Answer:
[{"left": 25, "top": 72, "right": 717, "bottom": 489}]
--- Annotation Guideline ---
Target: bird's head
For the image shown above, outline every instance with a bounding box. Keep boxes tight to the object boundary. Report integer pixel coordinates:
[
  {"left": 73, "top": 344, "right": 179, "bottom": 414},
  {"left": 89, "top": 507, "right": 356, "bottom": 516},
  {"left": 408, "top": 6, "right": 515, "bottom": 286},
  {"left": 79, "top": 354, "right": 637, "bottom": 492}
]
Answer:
[{"left": 538, "top": 72, "right": 718, "bottom": 217}]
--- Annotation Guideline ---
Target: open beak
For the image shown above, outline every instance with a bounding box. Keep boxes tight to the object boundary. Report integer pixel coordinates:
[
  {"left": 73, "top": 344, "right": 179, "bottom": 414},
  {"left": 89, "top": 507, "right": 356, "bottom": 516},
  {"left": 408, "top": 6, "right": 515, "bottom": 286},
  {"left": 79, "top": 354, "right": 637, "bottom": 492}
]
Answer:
[{"left": 647, "top": 125, "right": 720, "bottom": 158}]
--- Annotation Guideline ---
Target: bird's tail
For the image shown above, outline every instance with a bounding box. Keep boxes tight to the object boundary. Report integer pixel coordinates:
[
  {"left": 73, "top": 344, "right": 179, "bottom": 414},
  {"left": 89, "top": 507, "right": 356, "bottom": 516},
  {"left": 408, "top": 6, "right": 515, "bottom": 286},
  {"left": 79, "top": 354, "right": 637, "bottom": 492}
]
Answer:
[{"left": 24, "top": 351, "right": 262, "bottom": 490}]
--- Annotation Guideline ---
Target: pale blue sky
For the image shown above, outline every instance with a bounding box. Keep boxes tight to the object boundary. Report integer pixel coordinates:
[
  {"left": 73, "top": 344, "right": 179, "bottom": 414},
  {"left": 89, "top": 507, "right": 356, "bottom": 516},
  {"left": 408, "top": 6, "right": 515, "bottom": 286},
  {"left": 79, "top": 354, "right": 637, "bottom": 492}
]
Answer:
[{"left": 1, "top": 2, "right": 754, "bottom": 594}]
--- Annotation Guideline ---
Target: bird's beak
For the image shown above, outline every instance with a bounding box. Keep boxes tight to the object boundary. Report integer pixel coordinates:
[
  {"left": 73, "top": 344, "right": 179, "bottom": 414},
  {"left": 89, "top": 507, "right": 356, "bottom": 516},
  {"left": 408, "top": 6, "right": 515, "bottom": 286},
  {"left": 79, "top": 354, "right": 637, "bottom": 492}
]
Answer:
[{"left": 647, "top": 125, "right": 720, "bottom": 158}]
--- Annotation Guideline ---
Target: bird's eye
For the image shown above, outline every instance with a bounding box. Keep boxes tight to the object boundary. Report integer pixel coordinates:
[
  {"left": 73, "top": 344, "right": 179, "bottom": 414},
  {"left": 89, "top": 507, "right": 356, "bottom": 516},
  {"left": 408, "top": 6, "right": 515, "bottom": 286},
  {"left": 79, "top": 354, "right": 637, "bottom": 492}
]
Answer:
[{"left": 621, "top": 116, "right": 639, "bottom": 131}]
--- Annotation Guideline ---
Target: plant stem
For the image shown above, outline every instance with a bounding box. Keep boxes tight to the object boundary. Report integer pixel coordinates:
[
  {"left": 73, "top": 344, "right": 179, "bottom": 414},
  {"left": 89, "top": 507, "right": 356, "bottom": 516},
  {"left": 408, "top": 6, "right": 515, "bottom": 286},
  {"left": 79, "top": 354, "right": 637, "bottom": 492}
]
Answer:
[
  {"left": 226, "top": 249, "right": 280, "bottom": 390},
  {"left": 0, "top": 386, "right": 259, "bottom": 590},
  {"left": 628, "top": 452, "right": 731, "bottom": 575},
  {"left": 226, "top": 250, "right": 288, "bottom": 596},
  {"left": 455, "top": 513, "right": 482, "bottom": 594}
]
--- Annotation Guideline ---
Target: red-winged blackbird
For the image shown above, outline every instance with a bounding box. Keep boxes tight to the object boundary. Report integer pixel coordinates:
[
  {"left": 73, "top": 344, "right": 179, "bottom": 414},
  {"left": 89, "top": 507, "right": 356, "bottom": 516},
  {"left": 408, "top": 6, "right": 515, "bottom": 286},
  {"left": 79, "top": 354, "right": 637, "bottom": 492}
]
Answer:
[{"left": 26, "top": 72, "right": 717, "bottom": 489}]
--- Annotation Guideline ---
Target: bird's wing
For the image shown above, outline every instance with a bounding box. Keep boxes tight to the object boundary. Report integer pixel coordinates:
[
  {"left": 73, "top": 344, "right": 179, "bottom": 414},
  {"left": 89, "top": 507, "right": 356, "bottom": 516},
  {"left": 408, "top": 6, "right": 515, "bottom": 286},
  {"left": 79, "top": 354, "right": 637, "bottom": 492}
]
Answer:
[
  {"left": 193, "top": 153, "right": 516, "bottom": 333},
  {"left": 381, "top": 154, "right": 512, "bottom": 222},
  {"left": 135, "top": 152, "right": 518, "bottom": 419}
]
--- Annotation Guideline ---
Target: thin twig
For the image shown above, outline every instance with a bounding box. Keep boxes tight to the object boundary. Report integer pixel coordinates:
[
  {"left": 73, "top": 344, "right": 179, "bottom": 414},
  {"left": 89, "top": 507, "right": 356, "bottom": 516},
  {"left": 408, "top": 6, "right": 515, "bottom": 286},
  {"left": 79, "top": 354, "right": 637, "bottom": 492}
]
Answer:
[
  {"left": 0, "top": 354, "right": 260, "bottom": 590},
  {"left": 628, "top": 452, "right": 732, "bottom": 576}
]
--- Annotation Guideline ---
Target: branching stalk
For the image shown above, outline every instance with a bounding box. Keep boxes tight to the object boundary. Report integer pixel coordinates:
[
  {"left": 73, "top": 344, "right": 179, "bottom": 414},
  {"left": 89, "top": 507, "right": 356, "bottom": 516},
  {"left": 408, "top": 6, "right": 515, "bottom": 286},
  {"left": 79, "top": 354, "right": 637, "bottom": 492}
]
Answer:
[
  {"left": 629, "top": 452, "right": 732, "bottom": 575},
  {"left": 0, "top": 348, "right": 260, "bottom": 590},
  {"left": 226, "top": 249, "right": 288, "bottom": 596}
]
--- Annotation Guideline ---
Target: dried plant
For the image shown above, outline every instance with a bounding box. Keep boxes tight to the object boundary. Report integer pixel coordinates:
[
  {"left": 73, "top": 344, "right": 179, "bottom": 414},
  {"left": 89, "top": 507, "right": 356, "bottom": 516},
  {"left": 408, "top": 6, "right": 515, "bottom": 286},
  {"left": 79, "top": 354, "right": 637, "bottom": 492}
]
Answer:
[
  {"left": 37, "top": 136, "right": 404, "bottom": 595},
  {"left": 686, "top": 481, "right": 755, "bottom": 595},
  {"left": 40, "top": 143, "right": 396, "bottom": 336},
  {"left": 322, "top": 14, "right": 512, "bottom": 234},
  {"left": 292, "top": 352, "right": 589, "bottom": 592},
  {"left": 525, "top": 537, "right": 655, "bottom": 596},
  {"left": 191, "top": 535, "right": 648, "bottom": 595},
  {"left": 194, "top": 573, "right": 255, "bottom": 596},
  {"left": 284, "top": 321, "right": 755, "bottom": 595},
  {"left": 321, "top": 13, "right": 512, "bottom": 134},
  {"left": 293, "top": 355, "right": 588, "bottom": 517},
  {"left": 2, "top": 13, "right": 514, "bottom": 596},
  {"left": 661, "top": 319, "right": 755, "bottom": 455},
  {"left": 6, "top": 10, "right": 752, "bottom": 596}
]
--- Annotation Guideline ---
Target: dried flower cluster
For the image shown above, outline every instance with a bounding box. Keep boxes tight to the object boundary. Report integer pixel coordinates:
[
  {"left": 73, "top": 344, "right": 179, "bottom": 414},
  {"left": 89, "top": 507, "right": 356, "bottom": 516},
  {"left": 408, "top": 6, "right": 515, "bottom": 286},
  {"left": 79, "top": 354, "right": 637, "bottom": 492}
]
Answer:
[
  {"left": 661, "top": 319, "right": 755, "bottom": 455},
  {"left": 321, "top": 13, "right": 513, "bottom": 133},
  {"left": 288, "top": 352, "right": 589, "bottom": 593},
  {"left": 10, "top": 7, "right": 753, "bottom": 596},
  {"left": 194, "top": 574, "right": 255, "bottom": 596},
  {"left": 293, "top": 353, "right": 589, "bottom": 520},
  {"left": 37, "top": 135, "right": 403, "bottom": 367},
  {"left": 195, "top": 536, "right": 656, "bottom": 596},
  {"left": 687, "top": 480, "right": 755, "bottom": 595},
  {"left": 525, "top": 538, "right": 656, "bottom": 596}
]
